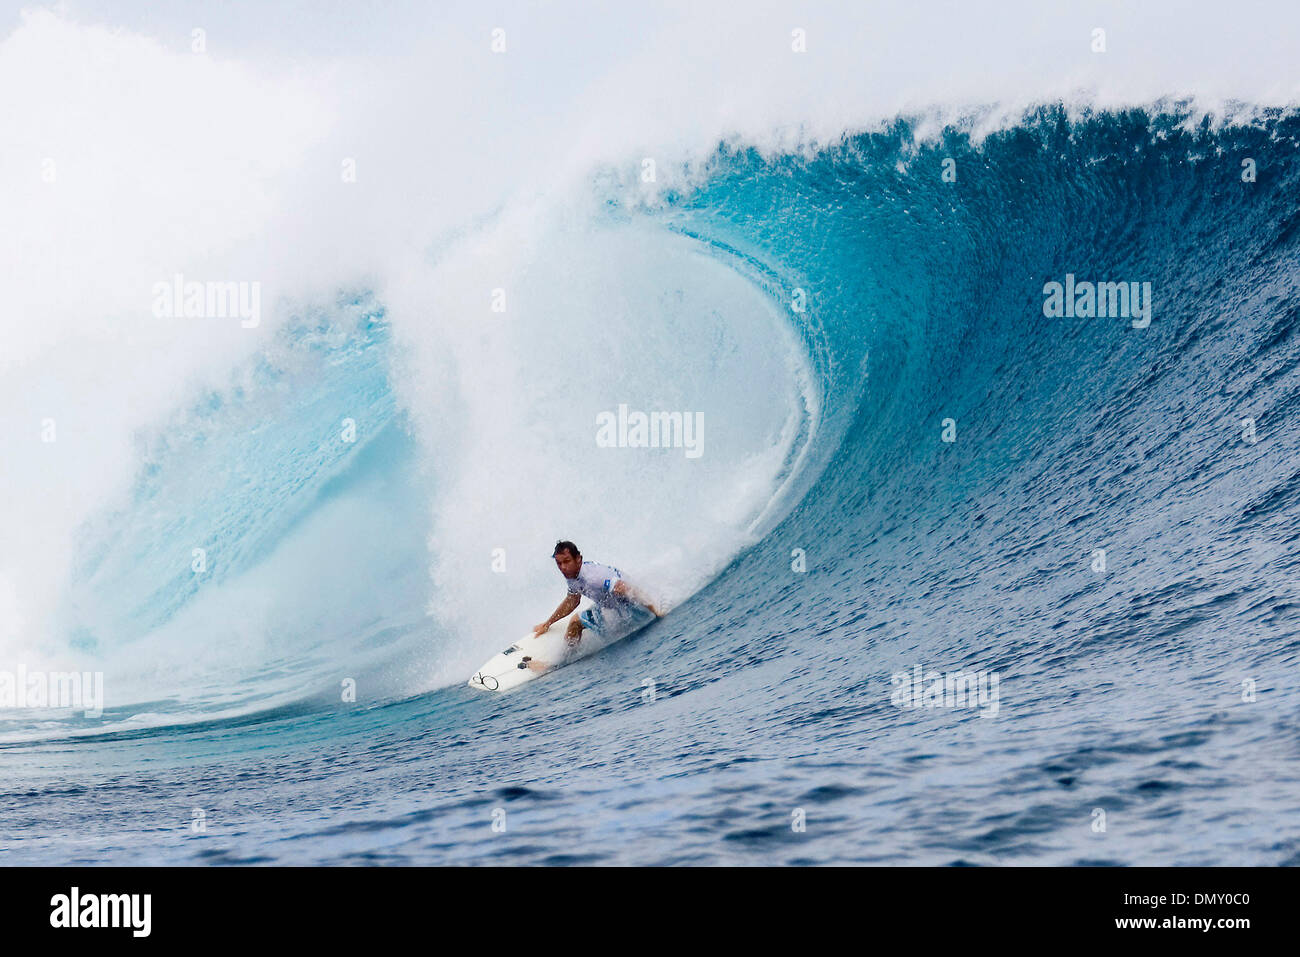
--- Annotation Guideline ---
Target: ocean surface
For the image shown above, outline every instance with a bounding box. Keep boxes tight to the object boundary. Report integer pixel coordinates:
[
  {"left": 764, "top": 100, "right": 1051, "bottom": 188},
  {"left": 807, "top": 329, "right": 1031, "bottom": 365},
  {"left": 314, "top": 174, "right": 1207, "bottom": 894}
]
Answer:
[{"left": 3, "top": 7, "right": 1300, "bottom": 866}]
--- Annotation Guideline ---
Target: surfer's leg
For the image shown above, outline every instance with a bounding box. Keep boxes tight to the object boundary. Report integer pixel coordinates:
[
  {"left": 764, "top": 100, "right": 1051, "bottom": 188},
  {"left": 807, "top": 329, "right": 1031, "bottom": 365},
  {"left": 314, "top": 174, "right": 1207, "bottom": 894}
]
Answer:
[{"left": 565, "top": 612, "right": 584, "bottom": 647}]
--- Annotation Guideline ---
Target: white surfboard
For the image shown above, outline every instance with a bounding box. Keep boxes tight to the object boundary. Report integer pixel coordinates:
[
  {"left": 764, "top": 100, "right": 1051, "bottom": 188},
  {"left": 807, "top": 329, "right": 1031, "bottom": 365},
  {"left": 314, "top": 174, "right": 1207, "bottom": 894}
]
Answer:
[{"left": 466, "top": 606, "right": 654, "bottom": 693}]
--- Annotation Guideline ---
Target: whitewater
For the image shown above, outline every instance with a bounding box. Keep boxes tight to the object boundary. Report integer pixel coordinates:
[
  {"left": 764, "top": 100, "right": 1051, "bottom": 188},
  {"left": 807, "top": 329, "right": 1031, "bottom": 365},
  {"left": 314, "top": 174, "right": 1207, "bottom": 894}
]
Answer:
[{"left": 2, "top": 1, "right": 1299, "bottom": 864}]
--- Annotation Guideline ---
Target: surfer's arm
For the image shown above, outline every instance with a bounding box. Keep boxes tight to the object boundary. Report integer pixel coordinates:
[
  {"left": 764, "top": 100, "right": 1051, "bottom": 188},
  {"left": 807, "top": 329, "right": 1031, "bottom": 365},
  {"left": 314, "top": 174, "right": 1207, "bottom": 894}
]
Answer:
[
  {"left": 612, "top": 580, "right": 663, "bottom": 617},
  {"left": 534, "top": 593, "right": 580, "bottom": 634}
]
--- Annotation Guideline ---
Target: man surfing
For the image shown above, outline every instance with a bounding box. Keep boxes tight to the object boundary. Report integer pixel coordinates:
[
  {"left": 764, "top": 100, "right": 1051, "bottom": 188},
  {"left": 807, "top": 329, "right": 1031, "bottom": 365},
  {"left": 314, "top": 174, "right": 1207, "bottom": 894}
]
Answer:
[{"left": 523, "top": 541, "right": 662, "bottom": 671}]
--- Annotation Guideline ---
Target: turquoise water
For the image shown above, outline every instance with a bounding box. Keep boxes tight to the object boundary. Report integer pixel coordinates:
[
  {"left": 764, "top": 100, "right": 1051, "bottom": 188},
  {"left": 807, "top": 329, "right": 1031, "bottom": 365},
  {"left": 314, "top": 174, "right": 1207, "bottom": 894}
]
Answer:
[{"left": 5, "top": 109, "right": 1300, "bottom": 865}]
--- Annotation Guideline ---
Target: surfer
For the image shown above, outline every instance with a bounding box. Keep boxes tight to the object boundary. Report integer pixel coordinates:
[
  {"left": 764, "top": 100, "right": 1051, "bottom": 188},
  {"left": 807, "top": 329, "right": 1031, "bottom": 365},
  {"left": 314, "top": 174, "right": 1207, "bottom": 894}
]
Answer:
[{"left": 530, "top": 541, "right": 662, "bottom": 661}]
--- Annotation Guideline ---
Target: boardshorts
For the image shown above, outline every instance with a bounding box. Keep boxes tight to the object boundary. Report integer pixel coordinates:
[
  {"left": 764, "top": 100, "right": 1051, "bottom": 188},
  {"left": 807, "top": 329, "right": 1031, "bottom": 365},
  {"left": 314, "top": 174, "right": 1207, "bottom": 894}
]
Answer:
[{"left": 579, "top": 601, "right": 655, "bottom": 639}]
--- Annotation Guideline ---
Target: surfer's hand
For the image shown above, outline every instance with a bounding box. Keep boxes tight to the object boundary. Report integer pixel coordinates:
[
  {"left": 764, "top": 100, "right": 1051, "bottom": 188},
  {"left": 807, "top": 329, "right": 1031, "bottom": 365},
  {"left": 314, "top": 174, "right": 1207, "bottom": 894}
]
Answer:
[{"left": 532, "top": 622, "right": 549, "bottom": 636}]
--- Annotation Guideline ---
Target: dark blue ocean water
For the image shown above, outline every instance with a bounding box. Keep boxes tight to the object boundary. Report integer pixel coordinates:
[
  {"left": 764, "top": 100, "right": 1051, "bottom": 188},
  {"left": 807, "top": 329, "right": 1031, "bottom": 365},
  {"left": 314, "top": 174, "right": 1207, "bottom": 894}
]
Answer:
[{"left": 4, "top": 108, "right": 1300, "bottom": 865}]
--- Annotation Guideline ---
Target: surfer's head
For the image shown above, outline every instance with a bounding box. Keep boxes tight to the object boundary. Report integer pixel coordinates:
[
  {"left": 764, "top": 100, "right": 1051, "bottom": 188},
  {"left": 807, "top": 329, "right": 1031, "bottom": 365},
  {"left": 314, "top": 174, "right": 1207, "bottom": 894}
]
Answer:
[{"left": 553, "top": 540, "right": 582, "bottom": 578}]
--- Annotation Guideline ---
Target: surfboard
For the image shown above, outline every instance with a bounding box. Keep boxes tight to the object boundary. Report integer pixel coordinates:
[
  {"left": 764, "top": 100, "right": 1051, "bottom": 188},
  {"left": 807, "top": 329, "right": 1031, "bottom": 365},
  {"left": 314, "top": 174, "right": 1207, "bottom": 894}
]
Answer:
[{"left": 466, "top": 605, "right": 655, "bottom": 693}]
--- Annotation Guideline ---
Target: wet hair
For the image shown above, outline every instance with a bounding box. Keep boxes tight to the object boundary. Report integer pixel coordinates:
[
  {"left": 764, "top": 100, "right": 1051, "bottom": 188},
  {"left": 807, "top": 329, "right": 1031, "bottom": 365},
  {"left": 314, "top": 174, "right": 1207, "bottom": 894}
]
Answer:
[{"left": 553, "top": 540, "right": 581, "bottom": 559}]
